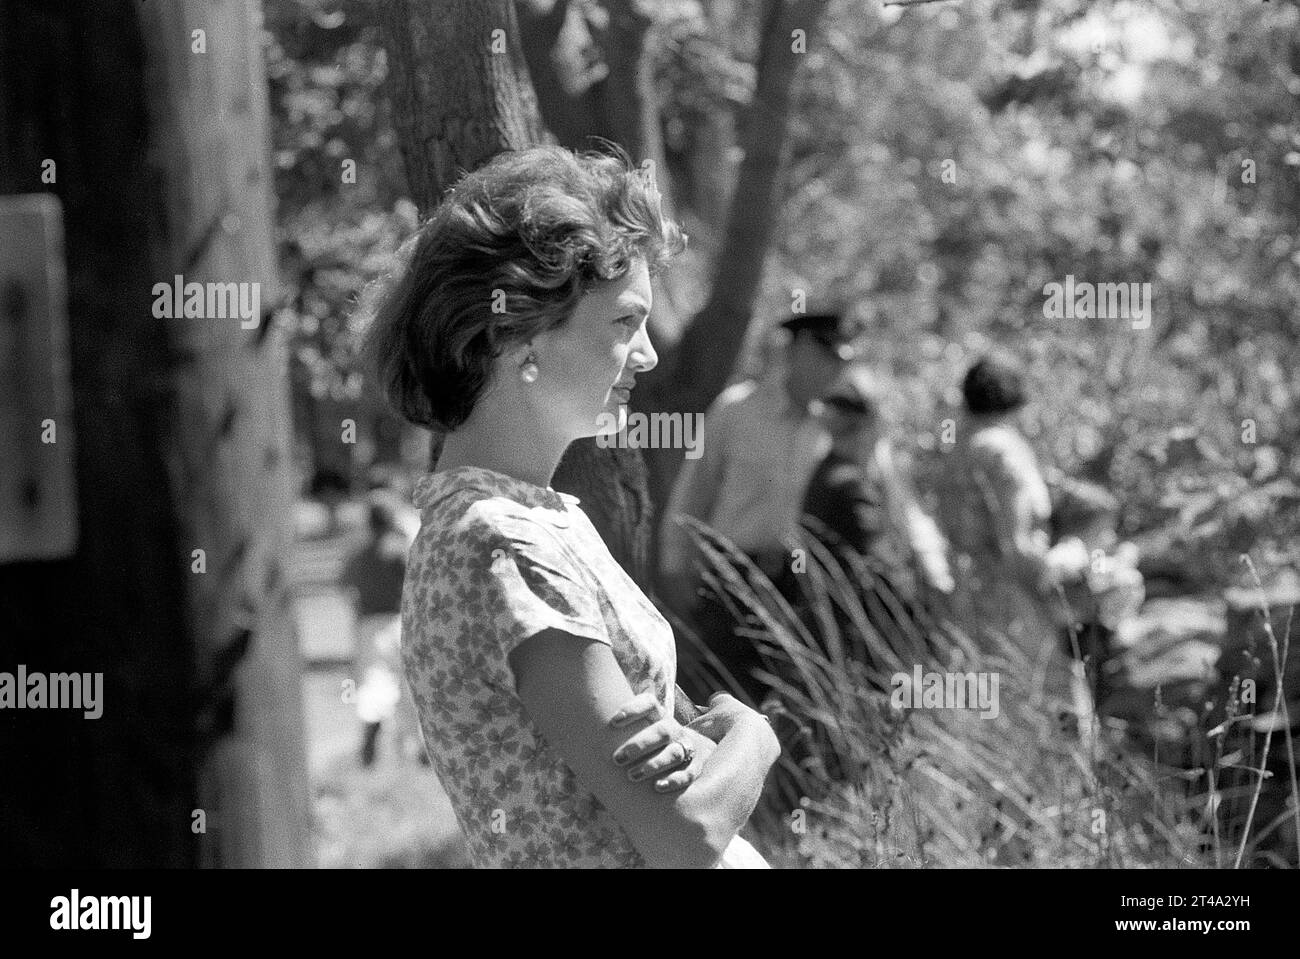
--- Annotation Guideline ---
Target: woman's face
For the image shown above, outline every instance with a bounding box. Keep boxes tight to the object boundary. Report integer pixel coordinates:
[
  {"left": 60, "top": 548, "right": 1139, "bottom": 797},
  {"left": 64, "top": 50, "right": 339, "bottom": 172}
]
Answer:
[
  {"left": 825, "top": 406, "right": 877, "bottom": 448},
  {"left": 526, "top": 256, "right": 658, "bottom": 440}
]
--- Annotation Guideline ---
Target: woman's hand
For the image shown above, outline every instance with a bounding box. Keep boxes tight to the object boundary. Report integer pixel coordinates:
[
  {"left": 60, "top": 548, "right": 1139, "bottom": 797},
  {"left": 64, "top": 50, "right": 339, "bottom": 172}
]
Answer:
[
  {"left": 609, "top": 692, "right": 716, "bottom": 794},
  {"left": 686, "top": 692, "right": 768, "bottom": 745}
]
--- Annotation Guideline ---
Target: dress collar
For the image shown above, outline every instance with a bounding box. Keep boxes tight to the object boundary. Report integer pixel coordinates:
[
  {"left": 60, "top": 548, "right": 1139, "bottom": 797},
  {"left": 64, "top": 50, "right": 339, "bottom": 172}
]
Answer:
[{"left": 413, "top": 464, "right": 580, "bottom": 515}]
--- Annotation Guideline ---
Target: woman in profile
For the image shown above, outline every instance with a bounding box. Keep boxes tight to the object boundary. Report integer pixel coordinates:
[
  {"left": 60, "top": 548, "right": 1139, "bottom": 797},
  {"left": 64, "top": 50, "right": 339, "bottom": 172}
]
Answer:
[{"left": 363, "top": 145, "right": 778, "bottom": 868}]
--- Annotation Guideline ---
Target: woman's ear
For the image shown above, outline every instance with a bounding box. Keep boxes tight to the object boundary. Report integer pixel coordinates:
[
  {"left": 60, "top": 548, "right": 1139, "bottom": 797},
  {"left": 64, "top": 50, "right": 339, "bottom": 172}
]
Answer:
[
  {"left": 509, "top": 338, "right": 538, "bottom": 362},
  {"left": 499, "top": 340, "right": 530, "bottom": 372},
  {"left": 514, "top": 342, "right": 540, "bottom": 384}
]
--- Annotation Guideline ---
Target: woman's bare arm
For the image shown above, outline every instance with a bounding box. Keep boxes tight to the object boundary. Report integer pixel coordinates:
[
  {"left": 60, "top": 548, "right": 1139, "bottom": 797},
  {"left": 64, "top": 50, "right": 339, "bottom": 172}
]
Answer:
[
  {"left": 510, "top": 629, "right": 779, "bottom": 868},
  {"left": 972, "top": 434, "right": 1053, "bottom": 588}
]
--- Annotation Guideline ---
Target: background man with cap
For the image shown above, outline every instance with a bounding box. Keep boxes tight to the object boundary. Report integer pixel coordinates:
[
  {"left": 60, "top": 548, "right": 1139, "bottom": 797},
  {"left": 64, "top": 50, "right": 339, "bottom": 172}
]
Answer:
[
  {"left": 803, "top": 366, "right": 954, "bottom": 595},
  {"left": 658, "top": 309, "right": 859, "bottom": 704}
]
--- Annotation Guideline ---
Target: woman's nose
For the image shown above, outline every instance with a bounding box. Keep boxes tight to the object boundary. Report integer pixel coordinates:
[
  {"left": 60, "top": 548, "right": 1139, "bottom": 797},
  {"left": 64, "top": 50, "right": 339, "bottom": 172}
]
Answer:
[{"left": 629, "top": 324, "right": 658, "bottom": 373}]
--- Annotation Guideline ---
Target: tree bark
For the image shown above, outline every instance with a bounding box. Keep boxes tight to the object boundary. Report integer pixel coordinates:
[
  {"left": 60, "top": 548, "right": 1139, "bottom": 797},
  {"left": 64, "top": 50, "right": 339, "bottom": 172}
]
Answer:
[
  {"left": 379, "top": 0, "right": 550, "bottom": 213},
  {"left": 512, "top": 0, "right": 693, "bottom": 576},
  {"left": 140, "top": 0, "right": 308, "bottom": 869},
  {"left": 519, "top": 0, "right": 834, "bottom": 515},
  {"left": 595, "top": 0, "right": 666, "bottom": 195},
  {"left": 0, "top": 0, "right": 305, "bottom": 867},
  {"left": 545, "top": 0, "right": 670, "bottom": 587}
]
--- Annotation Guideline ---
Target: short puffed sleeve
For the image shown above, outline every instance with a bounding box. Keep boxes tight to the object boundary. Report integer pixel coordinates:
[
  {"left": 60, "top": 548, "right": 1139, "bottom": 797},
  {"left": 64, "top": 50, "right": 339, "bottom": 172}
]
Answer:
[{"left": 455, "top": 501, "right": 612, "bottom": 691}]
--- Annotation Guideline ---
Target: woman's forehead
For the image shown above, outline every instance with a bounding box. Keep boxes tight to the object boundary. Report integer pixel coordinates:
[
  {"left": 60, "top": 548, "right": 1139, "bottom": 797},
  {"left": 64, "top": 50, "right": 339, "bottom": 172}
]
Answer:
[{"left": 594, "top": 260, "right": 652, "bottom": 309}]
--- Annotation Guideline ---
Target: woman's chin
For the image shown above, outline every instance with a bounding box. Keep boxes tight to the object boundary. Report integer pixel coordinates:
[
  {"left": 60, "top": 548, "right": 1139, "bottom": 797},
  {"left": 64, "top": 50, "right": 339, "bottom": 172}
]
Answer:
[{"left": 590, "top": 404, "right": 628, "bottom": 438}]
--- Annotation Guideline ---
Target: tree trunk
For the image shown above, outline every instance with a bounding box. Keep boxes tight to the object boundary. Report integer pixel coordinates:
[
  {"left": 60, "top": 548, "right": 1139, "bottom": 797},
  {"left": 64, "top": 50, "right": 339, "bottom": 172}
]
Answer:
[
  {"left": 0, "top": 0, "right": 196, "bottom": 868},
  {"left": 595, "top": 0, "right": 667, "bottom": 196},
  {"left": 0, "top": 0, "right": 306, "bottom": 867},
  {"left": 545, "top": 0, "right": 669, "bottom": 588},
  {"left": 512, "top": 0, "right": 694, "bottom": 584},
  {"left": 140, "top": 0, "right": 309, "bottom": 869},
  {"left": 690, "top": 0, "right": 741, "bottom": 227},
  {"left": 379, "top": 0, "right": 550, "bottom": 214}
]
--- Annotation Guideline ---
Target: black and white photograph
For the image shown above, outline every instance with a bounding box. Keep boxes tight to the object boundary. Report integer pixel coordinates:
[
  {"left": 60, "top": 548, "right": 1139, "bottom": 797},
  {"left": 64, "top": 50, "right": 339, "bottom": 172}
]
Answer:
[{"left": 0, "top": 0, "right": 1294, "bottom": 935}]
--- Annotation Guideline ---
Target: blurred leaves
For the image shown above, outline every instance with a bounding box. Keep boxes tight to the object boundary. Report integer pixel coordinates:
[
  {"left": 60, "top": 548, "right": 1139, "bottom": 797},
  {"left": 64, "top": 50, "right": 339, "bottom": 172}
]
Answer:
[
  {"left": 265, "top": 0, "right": 409, "bottom": 403},
  {"left": 769, "top": 0, "right": 1300, "bottom": 591}
]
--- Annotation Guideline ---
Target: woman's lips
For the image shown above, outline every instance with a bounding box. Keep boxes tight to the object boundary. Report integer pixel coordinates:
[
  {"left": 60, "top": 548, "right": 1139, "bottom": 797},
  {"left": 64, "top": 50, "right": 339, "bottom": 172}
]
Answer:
[{"left": 611, "top": 387, "right": 632, "bottom": 403}]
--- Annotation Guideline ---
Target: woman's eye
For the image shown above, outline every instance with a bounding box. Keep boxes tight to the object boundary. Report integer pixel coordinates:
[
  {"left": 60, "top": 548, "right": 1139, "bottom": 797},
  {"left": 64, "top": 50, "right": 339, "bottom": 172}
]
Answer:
[{"left": 617, "top": 314, "right": 640, "bottom": 327}]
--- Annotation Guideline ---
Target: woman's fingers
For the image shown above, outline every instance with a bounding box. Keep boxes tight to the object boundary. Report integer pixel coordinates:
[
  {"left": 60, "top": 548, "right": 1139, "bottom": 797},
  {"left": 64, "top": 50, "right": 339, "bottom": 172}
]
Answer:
[
  {"left": 609, "top": 692, "right": 661, "bottom": 729},
  {"left": 652, "top": 763, "right": 698, "bottom": 793},
  {"left": 622, "top": 737, "right": 693, "bottom": 784},
  {"left": 611, "top": 717, "right": 674, "bottom": 766},
  {"left": 686, "top": 712, "right": 724, "bottom": 743}
]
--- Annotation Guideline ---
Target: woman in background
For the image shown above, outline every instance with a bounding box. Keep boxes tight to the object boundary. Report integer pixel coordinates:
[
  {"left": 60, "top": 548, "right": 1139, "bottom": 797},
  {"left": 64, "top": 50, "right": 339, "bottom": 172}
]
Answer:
[
  {"left": 934, "top": 355, "right": 1086, "bottom": 721},
  {"left": 364, "top": 145, "right": 778, "bottom": 868},
  {"left": 339, "top": 496, "right": 413, "bottom": 766}
]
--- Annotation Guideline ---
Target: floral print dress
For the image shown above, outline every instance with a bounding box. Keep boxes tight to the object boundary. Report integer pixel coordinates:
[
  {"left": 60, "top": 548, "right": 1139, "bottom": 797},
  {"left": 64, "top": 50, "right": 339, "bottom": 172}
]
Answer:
[
  {"left": 935, "top": 422, "right": 1073, "bottom": 709},
  {"left": 401, "top": 465, "right": 767, "bottom": 868}
]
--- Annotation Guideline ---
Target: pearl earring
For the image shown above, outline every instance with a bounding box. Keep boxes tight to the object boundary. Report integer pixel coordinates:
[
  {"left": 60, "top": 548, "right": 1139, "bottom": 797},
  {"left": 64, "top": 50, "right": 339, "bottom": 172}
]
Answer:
[{"left": 520, "top": 353, "right": 539, "bottom": 383}]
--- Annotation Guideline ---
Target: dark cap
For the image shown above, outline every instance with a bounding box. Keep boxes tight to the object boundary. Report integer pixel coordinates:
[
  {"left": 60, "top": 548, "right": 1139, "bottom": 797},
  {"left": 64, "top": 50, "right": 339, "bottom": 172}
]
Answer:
[
  {"left": 823, "top": 392, "right": 872, "bottom": 416},
  {"left": 780, "top": 309, "right": 860, "bottom": 360}
]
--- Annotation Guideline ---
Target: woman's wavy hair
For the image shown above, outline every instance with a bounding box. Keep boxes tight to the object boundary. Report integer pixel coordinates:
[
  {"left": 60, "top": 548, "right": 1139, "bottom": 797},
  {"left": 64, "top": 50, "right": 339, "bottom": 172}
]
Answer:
[{"left": 363, "top": 144, "right": 686, "bottom": 432}]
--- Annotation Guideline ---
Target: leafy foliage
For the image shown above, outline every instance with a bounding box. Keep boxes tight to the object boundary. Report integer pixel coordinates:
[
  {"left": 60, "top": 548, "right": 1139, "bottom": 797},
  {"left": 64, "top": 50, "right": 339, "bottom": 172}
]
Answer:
[
  {"left": 770, "top": 0, "right": 1300, "bottom": 590},
  {"left": 265, "top": 0, "right": 409, "bottom": 433}
]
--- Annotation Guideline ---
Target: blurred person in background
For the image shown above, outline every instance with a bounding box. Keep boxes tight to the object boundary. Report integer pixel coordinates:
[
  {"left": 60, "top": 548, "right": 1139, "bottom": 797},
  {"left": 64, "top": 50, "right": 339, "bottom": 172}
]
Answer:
[
  {"left": 1046, "top": 472, "right": 1145, "bottom": 721},
  {"left": 804, "top": 366, "right": 954, "bottom": 599},
  {"left": 658, "top": 309, "right": 859, "bottom": 705},
  {"left": 340, "top": 494, "right": 421, "bottom": 766},
  {"left": 933, "top": 354, "right": 1091, "bottom": 725},
  {"left": 801, "top": 367, "right": 954, "bottom": 674},
  {"left": 309, "top": 465, "right": 351, "bottom": 537},
  {"left": 769, "top": 367, "right": 955, "bottom": 794}
]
